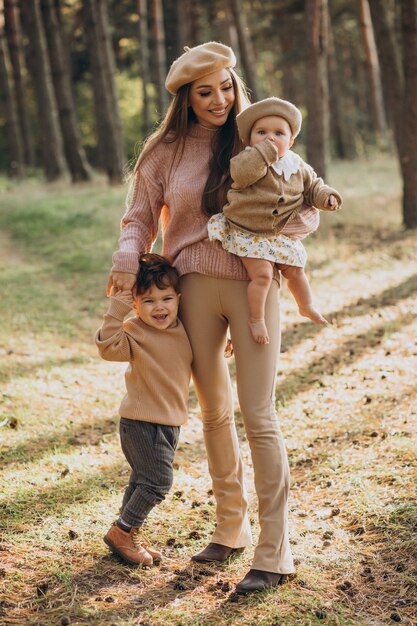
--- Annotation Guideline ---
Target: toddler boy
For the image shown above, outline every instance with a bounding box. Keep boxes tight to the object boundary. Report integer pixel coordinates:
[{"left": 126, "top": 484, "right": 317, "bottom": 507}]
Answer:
[{"left": 95, "top": 253, "right": 192, "bottom": 566}]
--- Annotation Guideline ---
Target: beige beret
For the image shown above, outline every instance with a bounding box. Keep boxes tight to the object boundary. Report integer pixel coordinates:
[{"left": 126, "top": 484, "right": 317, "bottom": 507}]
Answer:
[
  {"left": 165, "top": 42, "right": 236, "bottom": 95},
  {"left": 236, "top": 97, "right": 302, "bottom": 145}
]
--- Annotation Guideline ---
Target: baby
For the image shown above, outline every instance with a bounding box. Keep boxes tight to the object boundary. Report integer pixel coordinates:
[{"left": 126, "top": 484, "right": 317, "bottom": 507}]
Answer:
[{"left": 208, "top": 97, "right": 343, "bottom": 344}]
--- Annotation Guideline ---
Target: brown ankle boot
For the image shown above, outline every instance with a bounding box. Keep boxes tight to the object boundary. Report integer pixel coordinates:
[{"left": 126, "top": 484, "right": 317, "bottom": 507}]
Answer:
[
  {"left": 235, "top": 569, "right": 287, "bottom": 594},
  {"left": 104, "top": 523, "right": 153, "bottom": 566},
  {"left": 191, "top": 542, "right": 244, "bottom": 563}
]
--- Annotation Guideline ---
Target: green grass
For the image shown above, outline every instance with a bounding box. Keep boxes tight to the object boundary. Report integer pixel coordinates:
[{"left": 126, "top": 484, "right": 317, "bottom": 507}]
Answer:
[{"left": 0, "top": 154, "right": 416, "bottom": 625}]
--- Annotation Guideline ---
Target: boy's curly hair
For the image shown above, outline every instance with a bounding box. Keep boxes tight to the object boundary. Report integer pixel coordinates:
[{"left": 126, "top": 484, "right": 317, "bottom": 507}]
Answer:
[{"left": 135, "top": 253, "right": 180, "bottom": 295}]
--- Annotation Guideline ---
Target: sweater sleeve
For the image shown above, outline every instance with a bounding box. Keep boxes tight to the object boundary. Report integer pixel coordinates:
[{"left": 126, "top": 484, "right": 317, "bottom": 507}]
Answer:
[
  {"left": 95, "top": 295, "right": 139, "bottom": 362},
  {"left": 111, "top": 162, "right": 165, "bottom": 274},
  {"left": 302, "top": 163, "right": 343, "bottom": 211},
  {"left": 230, "top": 140, "right": 278, "bottom": 188},
  {"left": 283, "top": 206, "right": 321, "bottom": 240}
]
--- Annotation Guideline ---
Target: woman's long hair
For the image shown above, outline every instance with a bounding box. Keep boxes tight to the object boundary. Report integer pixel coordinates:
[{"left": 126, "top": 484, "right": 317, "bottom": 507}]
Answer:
[
  {"left": 133, "top": 68, "right": 250, "bottom": 215},
  {"left": 202, "top": 69, "right": 250, "bottom": 216},
  {"left": 133, "top": 85, "right": 191, "bottom": 174}
]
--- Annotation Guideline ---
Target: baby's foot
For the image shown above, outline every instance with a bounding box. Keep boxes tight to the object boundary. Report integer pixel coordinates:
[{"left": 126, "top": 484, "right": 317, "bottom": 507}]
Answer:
[
  {"left": 248, "top": 318, "right": 270, "bottom": 344},
  {"left": 298, "top": 305, "right": 328, "bottom": 325}
]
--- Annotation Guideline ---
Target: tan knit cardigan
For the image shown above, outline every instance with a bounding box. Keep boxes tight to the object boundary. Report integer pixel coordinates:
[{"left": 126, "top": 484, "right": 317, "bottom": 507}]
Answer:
[
  {"left": 223, "top": 139, "right": 343, "bottom": 236},
  {"left": 95, "top": 296, "right": 192, "bottom": 426}
]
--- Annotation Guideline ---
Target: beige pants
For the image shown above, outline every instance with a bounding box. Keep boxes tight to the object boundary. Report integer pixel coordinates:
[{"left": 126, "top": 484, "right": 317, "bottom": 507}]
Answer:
[{"left": 179, "top": 273, "right": 294, "bottom": 574}]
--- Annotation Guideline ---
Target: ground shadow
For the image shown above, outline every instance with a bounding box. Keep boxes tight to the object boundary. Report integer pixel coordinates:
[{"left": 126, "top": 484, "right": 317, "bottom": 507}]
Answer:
[
  {"left": 0, "top": 414, "right": 118, "bottom": 470},
  {"left": 278, "top": 300, "right": 416, "bottom": 407},
  {"left": 281, "top": 273, "right": 417, "bottom": 354}
]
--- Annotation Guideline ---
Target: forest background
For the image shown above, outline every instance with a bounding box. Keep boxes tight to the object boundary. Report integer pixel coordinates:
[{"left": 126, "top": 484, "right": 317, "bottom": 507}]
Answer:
[
  {"left": 0, "top": 0, "right": 416, "bottom": 226},
  {"left": 0, "top": 1, "right": 416, "bottom": 626}
]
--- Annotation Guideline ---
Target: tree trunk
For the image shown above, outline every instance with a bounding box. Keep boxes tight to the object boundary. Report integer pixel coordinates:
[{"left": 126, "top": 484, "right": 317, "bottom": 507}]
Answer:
[
  {"left": 368, "top": 0, "right": 404, "bottom": 155},
  {"left": 175, "top": 0, "right": 188, "bottom": 50},
  {"left": 279, "top": 29, "right": 298, "bottom": 103},
  {"left": 137, "top": 0, "right": 151, "bottom": 135},
  {"left": 306, "top": 0, "right": 329, "bottom": 179},
  {"left": 150, "top": 0, "right": 168, "bottom": 118},
  {"left": 224, "top": 0, "right": 240, "bottom": 64},
  {"left": 327, "top": 10, "right": 347, "bottom": 158},
  {"left": 401, "top": 0, "right": 417, "bottom": 228},
  {"left": 40, "top": 0, "right": 92, "bottom": 181},
  {"left": 368, "top": 0, "right": 417, "bottom": 227},
  {"left": 226, "top": 0, "right": 261, "bottom": 100},
  {"left": 188, "top": 0, "right": 199, "bottom": 47},
  {"left": 3, "top": 0, "right": 34, "bottom": 167},
  {"left": 174, "top": 0, "right": 198, "bottom": 49},
  {"left": 357, "top": 0, "right": 388, "bottom": 139},
  {"left": 83, "top": 0, "right": 125, "bottom": 183},
  {"left": 0, "top": 5, "right": 24, "bottom": 177},
  {"left": 355, "top": 43, "right": 370, "bottom": 142},
  {"left": 20, "top": 0, "right": 67, "bottom": 181},
  {"left": 163, "top": 0, "right": 179, "bottom": 68}
]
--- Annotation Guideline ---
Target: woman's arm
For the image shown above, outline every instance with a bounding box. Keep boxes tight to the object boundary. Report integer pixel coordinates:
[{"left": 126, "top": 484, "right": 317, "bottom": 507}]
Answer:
[
  {"left": 108, "top": 165, "right": 165, "bottom": 292},
  {"left": 282, "top": 206, "right": 321, "bottom": 240}
]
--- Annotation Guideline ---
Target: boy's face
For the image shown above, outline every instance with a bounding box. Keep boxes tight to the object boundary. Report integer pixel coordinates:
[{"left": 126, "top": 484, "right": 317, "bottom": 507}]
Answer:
[
  {"left": 249, "top": 115, "right": 294, "bottom": 158},
  {"left": 134, "top": 284, "right": 180, "bottom": 330}
]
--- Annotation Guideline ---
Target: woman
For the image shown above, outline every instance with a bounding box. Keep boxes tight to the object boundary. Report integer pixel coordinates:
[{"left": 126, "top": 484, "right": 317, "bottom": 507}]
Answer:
[{"left": 107, "top": 42, "right": 295, "bottom": 594}]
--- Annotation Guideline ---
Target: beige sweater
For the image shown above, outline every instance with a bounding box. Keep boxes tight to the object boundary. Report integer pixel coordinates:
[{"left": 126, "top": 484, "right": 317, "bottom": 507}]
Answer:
[
  {"left": 111, "top": 124, "right": 282, "bottom": 282},
  {"left": 223, "top": 139, "right": 343, "bottom": 235},
  {"left": 95, "top": 296, "right": 192, "bottom": 426}
]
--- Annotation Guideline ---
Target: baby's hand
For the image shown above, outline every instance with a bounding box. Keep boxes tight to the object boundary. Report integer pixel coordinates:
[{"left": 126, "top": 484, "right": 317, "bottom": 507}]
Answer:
[
  {"left": 326, "top": 194, "right": 339, "bottom": 210},
  {"left": 265, "top": 137, "right": 279, "bottom": 162}
]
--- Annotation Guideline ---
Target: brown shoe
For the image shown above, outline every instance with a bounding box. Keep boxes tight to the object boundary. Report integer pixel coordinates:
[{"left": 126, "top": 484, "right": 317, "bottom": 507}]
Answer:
[
  {"left": 132, "top": 529, "right": 163, "bottom": 563},
  {"left": 191, "top": 542, "right": 244, "bottom": 563},
  {"left": 140, "top": 543, "right": 162, "bottom": 563},
  {"left": 104, "top": 523, "right": 153, "bottom": 566},
  {"left": 235, "top": 569, "right": 287, "bottom": 594}
]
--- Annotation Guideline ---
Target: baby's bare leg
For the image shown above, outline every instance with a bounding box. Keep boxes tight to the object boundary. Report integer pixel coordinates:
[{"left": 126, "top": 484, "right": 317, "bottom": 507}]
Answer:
[
  {"left": 240, "top": 257, "right": 274, "bottom": 344},
  {"left": 279, "top": 264, "right": 328, "bottom": 325}
]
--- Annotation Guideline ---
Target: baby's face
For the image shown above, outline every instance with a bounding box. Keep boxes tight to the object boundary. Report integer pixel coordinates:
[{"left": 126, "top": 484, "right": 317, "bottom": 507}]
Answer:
[{"left": 249, "top": 115, "right": 294, "bottom": 158}]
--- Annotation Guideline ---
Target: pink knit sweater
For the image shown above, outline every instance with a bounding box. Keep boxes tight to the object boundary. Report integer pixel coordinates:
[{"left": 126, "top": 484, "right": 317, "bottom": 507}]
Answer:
[{"left": 112, "top": 124, "right": 281, "bottom": 282}]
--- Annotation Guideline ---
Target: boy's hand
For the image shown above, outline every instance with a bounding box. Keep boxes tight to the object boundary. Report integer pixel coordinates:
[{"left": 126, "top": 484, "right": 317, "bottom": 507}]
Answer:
[
  {"left": 111, "top": 289, "right": 134, "bottom": 307},
  {"left": 107, "top": 271, "right": 136, "bottom": 296},
  {"left": 325, "top": 194, "right": 339, "bottom": 210}
]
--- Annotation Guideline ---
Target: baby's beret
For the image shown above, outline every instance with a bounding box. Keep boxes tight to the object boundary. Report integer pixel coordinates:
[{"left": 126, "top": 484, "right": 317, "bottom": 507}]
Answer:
[
  {"left": 165, "top": 42, "right": 236, "bottom": 95},
  {"left": 236, "top": 97, "right": 302, "bottom": 145}
]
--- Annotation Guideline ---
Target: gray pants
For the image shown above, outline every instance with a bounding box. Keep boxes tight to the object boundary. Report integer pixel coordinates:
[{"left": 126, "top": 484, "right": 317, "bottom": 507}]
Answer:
[{"left": 119, "top": 417, "right": 180, "bottom": 527}]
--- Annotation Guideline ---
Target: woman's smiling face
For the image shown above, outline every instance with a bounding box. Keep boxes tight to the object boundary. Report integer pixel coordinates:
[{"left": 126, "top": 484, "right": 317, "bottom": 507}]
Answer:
[{"left": 188, "top": 68, "right": 235, "bottom": 129}]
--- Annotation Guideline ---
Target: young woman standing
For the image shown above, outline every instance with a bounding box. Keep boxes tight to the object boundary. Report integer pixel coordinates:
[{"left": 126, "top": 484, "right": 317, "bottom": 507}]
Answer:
[{"left": 107, "top": 42, "right": 295, "bottom": 594}]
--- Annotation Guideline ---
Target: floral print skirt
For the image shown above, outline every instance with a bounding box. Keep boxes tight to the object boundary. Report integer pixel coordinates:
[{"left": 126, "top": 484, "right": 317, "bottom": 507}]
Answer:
[{"left": 208, "top": 213, "right": 307, "bottom": 267}]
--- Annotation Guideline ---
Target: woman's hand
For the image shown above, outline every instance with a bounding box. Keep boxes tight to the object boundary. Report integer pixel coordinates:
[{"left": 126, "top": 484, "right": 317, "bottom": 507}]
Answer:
[{"left": 107, "top": 272, "right": 136, "bottom": 296}]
